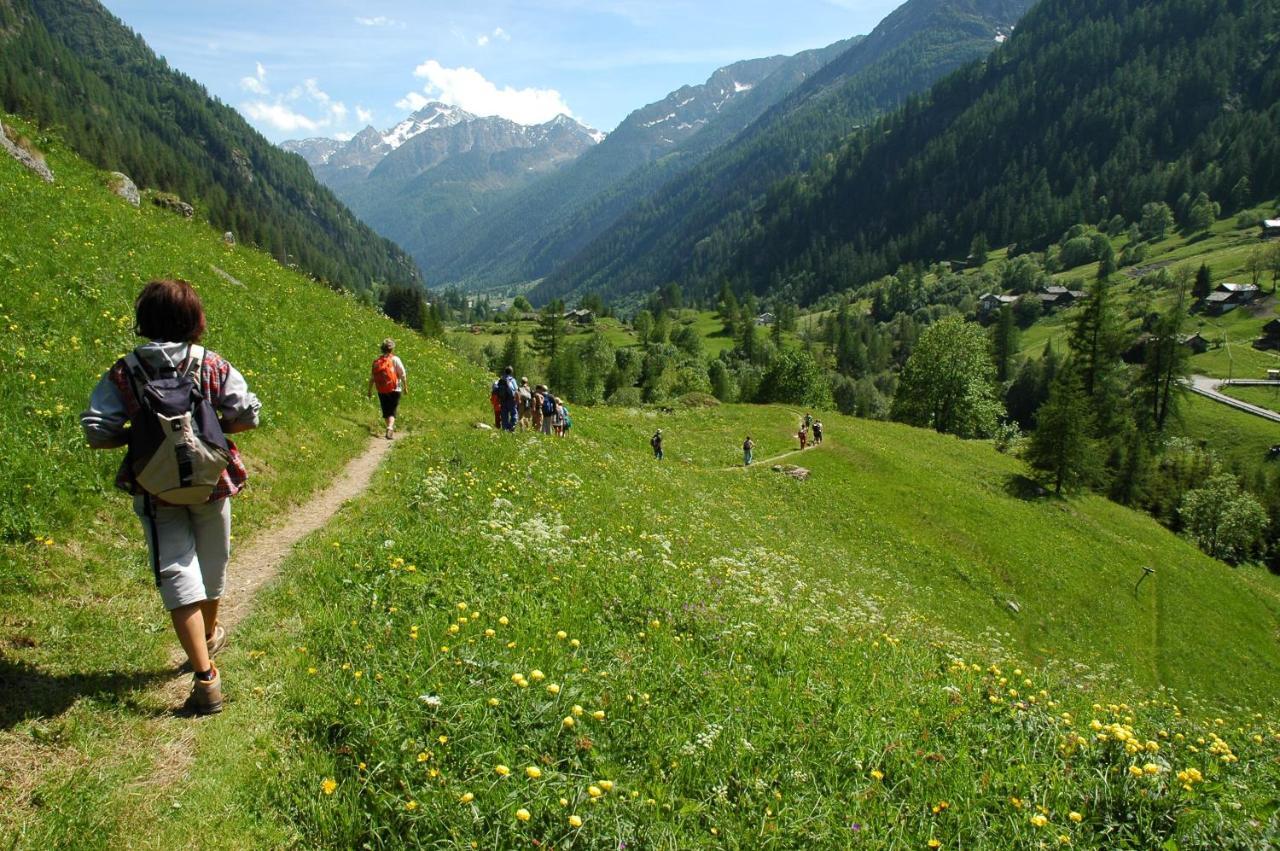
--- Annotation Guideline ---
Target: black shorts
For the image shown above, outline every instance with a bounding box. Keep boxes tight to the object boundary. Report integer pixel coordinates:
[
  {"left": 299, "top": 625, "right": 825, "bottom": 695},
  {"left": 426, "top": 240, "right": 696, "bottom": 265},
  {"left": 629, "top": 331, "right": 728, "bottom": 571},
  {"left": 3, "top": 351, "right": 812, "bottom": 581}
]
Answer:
[{"left": 378, "top": 391, "right": 401, "bottom": 418}]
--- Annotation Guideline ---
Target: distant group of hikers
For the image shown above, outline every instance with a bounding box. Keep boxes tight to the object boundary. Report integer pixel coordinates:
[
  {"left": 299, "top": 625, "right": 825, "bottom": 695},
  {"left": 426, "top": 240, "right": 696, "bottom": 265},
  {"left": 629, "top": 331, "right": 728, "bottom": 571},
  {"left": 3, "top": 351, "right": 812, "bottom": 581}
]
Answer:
[
  {"left": 489, "top": 366, "right": 572, "bottom": 436},
  {"left": 650, "top": 412, "right": 821, "bottom": 468},
  {"left": 798, "top": 412, "right": 823, "bottom": 449}
]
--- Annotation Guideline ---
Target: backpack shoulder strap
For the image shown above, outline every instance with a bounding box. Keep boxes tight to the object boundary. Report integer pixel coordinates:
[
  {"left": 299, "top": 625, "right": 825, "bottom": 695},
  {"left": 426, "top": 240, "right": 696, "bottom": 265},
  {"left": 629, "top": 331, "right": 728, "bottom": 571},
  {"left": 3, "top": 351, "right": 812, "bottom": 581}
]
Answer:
[{"left": 183, "top": 344, "right": 206, "bottom": 379}]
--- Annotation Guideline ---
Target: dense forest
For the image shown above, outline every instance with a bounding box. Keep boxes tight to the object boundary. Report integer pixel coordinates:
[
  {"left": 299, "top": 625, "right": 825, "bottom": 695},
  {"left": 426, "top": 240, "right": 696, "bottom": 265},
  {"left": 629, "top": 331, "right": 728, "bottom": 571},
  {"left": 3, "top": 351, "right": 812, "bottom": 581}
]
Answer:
[
  {"left": 0, "top": 0, "right": 421, "bottom": 292},
  {"left": 542, "top": 0, "right": 1280, "bottom": 308}
]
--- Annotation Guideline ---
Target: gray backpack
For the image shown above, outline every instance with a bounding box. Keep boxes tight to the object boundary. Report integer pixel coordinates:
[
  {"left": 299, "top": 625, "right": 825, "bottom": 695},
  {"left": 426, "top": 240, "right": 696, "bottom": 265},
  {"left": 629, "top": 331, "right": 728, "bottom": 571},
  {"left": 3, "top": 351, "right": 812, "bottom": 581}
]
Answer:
[{"left": 123, "top": 345, "right": 231, "bottom": 506}]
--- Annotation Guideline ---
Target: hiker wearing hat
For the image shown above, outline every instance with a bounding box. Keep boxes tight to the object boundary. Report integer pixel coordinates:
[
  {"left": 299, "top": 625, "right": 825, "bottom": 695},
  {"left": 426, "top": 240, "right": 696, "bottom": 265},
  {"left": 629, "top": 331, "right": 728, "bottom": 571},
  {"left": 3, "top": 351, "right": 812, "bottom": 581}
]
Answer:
[
  {"left": 517, "top": 377, "right": 533, "bottom": 430},
  {"left": 651, "top": 429, "right": 663, "bottom": 460},
  {"left": 81, "top": 279, "right": 260, "bottom": 716},
  {"left": 368, "top": 338, "right": 407, "bottom": 440}
]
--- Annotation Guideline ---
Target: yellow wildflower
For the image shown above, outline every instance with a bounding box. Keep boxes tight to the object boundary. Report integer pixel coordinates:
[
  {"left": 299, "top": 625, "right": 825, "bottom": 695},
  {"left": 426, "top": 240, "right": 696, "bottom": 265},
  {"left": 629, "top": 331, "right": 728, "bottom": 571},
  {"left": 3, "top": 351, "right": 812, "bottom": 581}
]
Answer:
[
  {"left": 569, "top": 814, "right": 583, "bottom": 828},
  {"left": 459, "top": 792, "right": 475, "bottom": 804},
  {"left": 515, "top": 808, "right": 531, "bottom": 822},
  {"left": 320, "top": 778, "right": 337, "bottom": 795}
]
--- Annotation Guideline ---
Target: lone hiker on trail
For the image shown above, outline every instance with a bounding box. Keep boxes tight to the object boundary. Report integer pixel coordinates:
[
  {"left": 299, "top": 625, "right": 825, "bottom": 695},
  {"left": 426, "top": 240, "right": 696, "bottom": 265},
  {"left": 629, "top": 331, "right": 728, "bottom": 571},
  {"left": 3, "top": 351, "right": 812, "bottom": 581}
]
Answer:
[
  {"left": 798, "top": 425, "right": 807, "bottom": 450},
  {"left": 82, "top": 279, "right": 261, "bottom": 716},
  {"left": 496, "top": 366, "right": 519, "bottom": 432},
  {"left": 651, "top": 429, "right": 663, "bottom": 460},
  {"left": 368, "top": 338, "right": 406, "bottom": 440},
  {"left": 743, "top": 435, "right": 754, "bottom": 467}
]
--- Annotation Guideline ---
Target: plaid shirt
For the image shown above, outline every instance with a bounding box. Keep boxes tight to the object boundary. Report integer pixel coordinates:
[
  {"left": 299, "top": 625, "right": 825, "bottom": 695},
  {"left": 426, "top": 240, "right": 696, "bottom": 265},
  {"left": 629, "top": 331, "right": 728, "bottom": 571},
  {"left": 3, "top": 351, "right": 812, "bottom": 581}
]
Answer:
[{"left": 107, "top": 349, "right": 248, "bottom": 503}]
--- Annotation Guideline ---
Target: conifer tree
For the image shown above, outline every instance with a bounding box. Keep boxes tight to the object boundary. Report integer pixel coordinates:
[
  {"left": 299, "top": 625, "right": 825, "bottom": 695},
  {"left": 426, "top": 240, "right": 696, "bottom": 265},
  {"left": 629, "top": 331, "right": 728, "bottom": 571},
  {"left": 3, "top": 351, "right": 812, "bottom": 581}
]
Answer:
[
  {"left": 532, "top": 300, "right": 567, "bottom": 362},
  {"left": 1027, "top": 363, "right": 1096, "bottom": 495}
]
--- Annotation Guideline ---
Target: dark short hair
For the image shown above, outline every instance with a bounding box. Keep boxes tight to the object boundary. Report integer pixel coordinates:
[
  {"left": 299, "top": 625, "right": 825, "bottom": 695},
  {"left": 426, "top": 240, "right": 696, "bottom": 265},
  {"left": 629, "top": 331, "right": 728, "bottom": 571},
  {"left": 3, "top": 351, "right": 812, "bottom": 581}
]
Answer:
[{"left": 134, "top": 279, "right": 206, "bottom": 342}]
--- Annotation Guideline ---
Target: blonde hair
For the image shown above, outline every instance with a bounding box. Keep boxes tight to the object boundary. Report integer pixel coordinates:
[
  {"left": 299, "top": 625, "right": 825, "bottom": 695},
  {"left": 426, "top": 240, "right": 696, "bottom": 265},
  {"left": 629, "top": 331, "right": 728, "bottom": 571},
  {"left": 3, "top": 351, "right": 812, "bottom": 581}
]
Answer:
[{"left": 380, "top": 338, "right": 395, "bottom": 354}]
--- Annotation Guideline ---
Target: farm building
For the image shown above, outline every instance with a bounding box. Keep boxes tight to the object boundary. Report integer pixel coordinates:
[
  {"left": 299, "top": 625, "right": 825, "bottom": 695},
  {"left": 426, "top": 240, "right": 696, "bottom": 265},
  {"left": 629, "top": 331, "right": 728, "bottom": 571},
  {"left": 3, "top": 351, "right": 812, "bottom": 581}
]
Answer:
[{"left": 1254, "top": 319, "right": 1280, "bottom": 351}]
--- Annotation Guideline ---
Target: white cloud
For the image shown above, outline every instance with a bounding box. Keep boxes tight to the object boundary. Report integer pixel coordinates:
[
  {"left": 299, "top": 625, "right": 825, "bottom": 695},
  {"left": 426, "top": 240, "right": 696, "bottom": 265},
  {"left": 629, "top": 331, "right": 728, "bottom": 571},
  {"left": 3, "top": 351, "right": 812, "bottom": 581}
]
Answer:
[
  {"left": 242, "top": 101, "right": 320, "bottom": 133},
  {"left": 395, "top": 91, "right": 430, "bottom": 112},
  {"left": 356, "top": 106, "right": 374, "bottom": 124},
  {"left": 409, "top": 60, "right": 572, "bottom": 124},
  {"left": 478, "top": 27, "right": 511, "bottom": 47},
  {"left": 355, "top": 15, "right": 403, "bottom": 28},
  {"left": 240, "top": 72, "right": 349, "bottom": 136},
  {"left": 239, "top": 61, "right": 268, "bottom": 94}
]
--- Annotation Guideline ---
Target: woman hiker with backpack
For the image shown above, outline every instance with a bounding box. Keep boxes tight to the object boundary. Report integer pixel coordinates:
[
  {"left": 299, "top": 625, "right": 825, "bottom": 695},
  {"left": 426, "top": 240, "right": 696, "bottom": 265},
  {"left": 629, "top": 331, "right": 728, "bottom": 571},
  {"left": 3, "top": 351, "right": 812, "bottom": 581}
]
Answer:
[
  {"left": 81, "top": 279, "right": 261, "bottom": 716},
  {"left": 368, "top": 338, "right": 407, "bottom": 440}
]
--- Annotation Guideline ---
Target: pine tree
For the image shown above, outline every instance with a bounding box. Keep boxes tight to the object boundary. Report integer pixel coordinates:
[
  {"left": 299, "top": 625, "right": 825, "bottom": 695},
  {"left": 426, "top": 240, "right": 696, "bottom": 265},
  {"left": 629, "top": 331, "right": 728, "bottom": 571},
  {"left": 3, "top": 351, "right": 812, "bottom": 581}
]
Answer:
[
  {"left": 1136, "top": 275, "right": 1190, "bottom": 432},
  {"left": 990, "top": 304, "right": 1020, "bottom": 382},
  {"left": 1193, "top": 263, "right": 1212, "bottom": 300},
  {"left": 1027, "top": 363, "right": 1096, "bottom": 495},
  {"left": 532, "top": 300, "right": 567, "bottom": 362}
]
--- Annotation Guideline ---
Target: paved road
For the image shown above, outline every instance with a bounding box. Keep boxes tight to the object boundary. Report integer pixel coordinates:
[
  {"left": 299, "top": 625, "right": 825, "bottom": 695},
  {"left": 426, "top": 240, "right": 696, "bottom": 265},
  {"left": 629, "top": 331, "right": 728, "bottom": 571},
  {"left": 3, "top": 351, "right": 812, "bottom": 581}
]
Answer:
[{"left": 1187, "top": 375, "right": 1280, "bottom": 424}]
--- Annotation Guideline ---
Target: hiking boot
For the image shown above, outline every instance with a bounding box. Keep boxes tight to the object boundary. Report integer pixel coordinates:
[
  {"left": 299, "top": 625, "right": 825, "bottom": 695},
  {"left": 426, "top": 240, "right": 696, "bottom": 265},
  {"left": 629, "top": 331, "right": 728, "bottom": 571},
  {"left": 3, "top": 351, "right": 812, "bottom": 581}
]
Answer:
[
  {"left": 385, "top": 426, "right": 394, "bottom": 440},
  {"left": 205, "top": 624, "right": 226, "bottom": 657},
  {"left": 183, "top": 667, "right": 223, "bottom": 716}
]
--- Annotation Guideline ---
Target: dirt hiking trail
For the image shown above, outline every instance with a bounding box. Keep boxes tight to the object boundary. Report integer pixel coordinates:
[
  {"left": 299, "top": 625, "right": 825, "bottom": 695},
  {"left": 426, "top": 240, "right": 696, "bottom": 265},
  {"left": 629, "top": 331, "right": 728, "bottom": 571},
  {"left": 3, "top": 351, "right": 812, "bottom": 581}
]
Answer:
[
  {"left": 2, "top": 434, "right": 394, "bottom": 842},
  {"left": 176, "top": 434, "right": 392, "bottom": 662}
]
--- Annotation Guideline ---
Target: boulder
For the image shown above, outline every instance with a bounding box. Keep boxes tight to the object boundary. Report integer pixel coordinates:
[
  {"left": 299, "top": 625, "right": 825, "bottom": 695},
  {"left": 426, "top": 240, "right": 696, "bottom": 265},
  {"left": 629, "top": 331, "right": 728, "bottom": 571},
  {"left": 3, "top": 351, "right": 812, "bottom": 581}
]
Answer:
[
  {"left": 473, "top": 422, "right": 493, "bottom": 430},
  {"left": 151, "top": 191, "right": 194, "bottom": 218},
  {"left": 108, "top": 172, "right": 140, "bottom": 207},
  {"left": 771, "top": 464, "right": 809, "bottom": 480},
  {"left": 0, "top": 120, "right": 54, "bottom": 183},
  {"left": 223, "top": 231, "right": 236, "bottom": 246}
]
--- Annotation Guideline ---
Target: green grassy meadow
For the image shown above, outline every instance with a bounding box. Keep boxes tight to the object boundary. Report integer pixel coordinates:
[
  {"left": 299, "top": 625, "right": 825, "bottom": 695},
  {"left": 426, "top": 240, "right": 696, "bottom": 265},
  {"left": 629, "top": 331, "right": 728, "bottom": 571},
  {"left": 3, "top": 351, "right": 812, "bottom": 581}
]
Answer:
[{"left": 3, "top": 113, "right": 1280, "bottom": 849}]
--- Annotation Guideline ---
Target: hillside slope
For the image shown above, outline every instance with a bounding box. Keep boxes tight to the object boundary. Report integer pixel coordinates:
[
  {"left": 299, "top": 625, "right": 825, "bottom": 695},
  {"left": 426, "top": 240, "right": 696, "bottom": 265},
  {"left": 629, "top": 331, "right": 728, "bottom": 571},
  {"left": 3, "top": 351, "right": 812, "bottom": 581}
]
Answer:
[
  {"left": 0, "top": 0, "right": 421, "bottom": 291},
  {"left": 533, "top": 0, "right": 1033, "bottom": 305},
  {"left": 101, "top": 404, "right": 1280, "bottom": 849},
  {"left": 631, "top": 0, "right": 1280, "bottom": 306}
]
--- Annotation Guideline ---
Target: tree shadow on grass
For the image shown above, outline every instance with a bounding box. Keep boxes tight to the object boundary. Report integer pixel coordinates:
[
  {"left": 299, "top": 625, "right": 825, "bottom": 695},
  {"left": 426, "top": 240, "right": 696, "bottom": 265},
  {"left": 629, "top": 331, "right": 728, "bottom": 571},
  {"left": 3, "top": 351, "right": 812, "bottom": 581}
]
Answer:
[
  {"left": 1005, "top": 473, "right": 1054, "bottom": 501},
  {"left": 0, "top": 654, "right": 173, "bottom": 730}
]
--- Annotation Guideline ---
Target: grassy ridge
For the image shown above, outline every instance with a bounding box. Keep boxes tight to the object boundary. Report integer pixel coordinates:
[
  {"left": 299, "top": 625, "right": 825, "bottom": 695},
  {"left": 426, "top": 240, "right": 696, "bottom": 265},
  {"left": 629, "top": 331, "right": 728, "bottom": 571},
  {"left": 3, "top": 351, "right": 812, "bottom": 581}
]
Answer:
[
  {"left": 0, "top": 111, "right": 475, "bottom": 841},
  {"left": 144, "top": 409, "right": 1280, "bottom": 848}
]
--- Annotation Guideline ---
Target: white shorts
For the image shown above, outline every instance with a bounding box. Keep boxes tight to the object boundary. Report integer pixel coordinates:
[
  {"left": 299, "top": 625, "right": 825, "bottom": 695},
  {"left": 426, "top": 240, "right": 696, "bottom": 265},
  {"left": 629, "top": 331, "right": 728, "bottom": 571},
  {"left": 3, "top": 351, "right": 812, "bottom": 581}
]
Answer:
[{"left": 133, "top": 496, "right": 232, "bottom": 611}]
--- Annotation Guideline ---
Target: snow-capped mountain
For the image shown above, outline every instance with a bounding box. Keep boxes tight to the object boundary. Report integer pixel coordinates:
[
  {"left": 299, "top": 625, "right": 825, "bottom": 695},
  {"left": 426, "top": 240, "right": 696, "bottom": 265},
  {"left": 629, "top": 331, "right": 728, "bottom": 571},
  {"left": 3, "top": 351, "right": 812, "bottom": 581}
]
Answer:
[
  {"left": 280, "top": 104, "right": 604, "bottom": 275},
  {"left": 282, "top": 103, "right": 600, "bottom": 183}
]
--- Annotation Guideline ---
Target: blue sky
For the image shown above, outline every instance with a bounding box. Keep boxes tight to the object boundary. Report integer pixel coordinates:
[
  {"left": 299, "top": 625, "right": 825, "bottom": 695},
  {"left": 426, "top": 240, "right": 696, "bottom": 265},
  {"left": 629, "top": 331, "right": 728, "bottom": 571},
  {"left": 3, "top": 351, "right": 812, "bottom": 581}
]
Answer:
[{"left": 100, "top": 0, "right": 902, "bottom": 142}]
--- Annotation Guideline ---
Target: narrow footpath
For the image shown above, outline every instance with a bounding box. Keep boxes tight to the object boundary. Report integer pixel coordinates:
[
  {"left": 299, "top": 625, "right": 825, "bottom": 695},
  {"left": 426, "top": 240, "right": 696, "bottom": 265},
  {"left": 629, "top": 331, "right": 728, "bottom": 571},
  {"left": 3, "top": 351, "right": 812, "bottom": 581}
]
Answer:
[{"left": 5, "top": 435, "right": 396, "bottom": 840}]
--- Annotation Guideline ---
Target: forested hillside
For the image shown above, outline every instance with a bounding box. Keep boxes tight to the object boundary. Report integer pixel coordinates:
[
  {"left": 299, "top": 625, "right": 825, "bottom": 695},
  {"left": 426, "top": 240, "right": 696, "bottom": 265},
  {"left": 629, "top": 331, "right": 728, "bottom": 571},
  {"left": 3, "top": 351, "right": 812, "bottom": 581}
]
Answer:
[
  {"left": 583, "top": 0, "right": 1280, "bottom": 306},
  {"left": 534, "top": 0, "right": 1033, "bottom": 306},
  {"left": 0, "top": 0, "right": 421, "bottom": 292}
]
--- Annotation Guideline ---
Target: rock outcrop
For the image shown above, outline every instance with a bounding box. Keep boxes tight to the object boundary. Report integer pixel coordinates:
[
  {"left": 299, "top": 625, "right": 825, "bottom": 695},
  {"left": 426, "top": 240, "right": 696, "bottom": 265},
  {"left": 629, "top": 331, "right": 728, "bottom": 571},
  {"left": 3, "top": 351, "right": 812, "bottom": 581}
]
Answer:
[
  {"left": 151, "top": 191, "right": 194, "bottom": 218},
  {"left": 109, "top": 172, "right": 140, "bottom": 206},
  {"left": 0, "top": 120, "right": 54, "bottom": 183}
]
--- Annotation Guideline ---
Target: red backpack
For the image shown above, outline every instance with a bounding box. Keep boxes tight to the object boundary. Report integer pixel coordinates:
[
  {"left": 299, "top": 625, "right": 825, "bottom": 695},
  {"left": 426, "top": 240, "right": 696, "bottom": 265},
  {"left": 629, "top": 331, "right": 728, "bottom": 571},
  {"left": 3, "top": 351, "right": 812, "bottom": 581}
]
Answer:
[{"left": 372, "top": 355, "right": 398, "bottom": 393}]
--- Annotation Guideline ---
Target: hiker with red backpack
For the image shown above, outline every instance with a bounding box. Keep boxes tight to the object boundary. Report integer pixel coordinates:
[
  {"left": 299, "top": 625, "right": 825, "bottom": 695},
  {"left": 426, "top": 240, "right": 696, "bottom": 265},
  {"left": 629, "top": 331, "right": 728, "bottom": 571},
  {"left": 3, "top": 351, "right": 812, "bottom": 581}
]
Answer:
[
  {"left": 367, "top": 338, "right": 407, "bottom": 440},
  {"left": 81, "top": 279, "right": 260, "bottom": 716}
]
